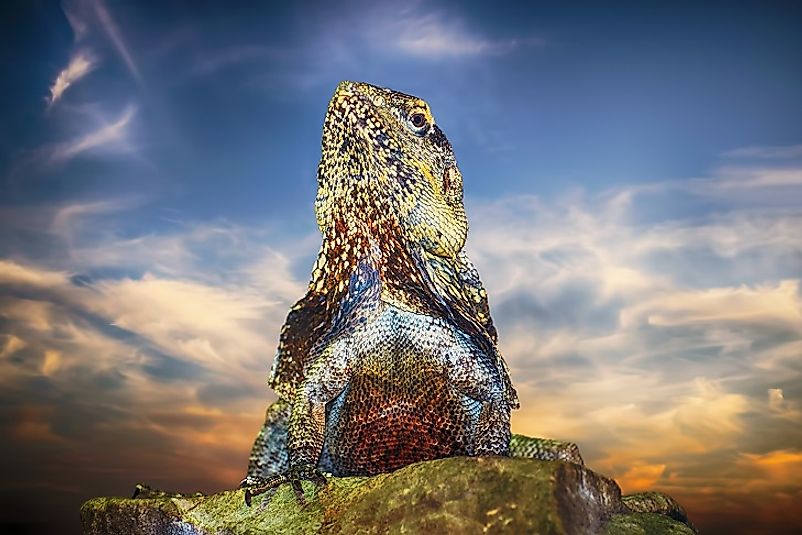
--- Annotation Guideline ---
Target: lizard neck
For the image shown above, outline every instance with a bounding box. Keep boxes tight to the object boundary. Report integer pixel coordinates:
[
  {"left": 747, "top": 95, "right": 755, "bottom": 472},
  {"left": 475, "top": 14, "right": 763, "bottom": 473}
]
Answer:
[{"left": 311, "top": 204, "right": 454, "bottom": 320}]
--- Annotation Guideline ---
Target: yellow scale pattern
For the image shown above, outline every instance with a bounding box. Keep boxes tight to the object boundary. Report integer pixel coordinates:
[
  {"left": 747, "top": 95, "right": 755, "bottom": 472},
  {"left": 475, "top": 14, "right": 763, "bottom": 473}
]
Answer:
[{"left": 244, "top": 81, "right": 519, "bottom": 502}]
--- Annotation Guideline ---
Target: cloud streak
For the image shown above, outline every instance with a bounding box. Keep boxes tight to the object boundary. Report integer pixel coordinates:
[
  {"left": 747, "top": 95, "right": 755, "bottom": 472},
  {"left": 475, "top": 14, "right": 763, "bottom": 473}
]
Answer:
[
  {"left": 722, "top": 144, "right": 802, "bottom": 159},
  {"left": 47, "top": 50, "right": 97, "bottom": 106},
  {"left": 89, "top": 0, "right": 143, "bottom": 83},
  {"left": 390, "top": 10, "right": 545, "bottom": 59},
  {"left": 62, "top": 0, "right": 143, "bottom": 83},
  {"left": 47, "top": 105, "right": 136, "bottom": 164}
]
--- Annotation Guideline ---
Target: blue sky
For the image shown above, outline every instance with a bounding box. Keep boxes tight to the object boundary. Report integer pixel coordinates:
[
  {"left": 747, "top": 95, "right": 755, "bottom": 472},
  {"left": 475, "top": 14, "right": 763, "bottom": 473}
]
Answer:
[{"left": 1, "top": 1, "right": 802, "bottom": 533}]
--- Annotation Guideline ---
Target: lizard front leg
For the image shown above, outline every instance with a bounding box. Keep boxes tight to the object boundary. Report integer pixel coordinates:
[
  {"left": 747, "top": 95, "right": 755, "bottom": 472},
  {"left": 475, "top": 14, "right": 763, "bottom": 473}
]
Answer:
[
  {"left": 442, "top": 328, "right": 582, "bottom": 463},
  {"left": 241, "top": 398, "right": 291, "bottom": 488},
  {"left": 243, "top": 337, "right": 353, "bottom": 506},
  {"left": 438, "top": 331, "right": 513, "bottom": 457},
  {"left": 473, "top": 397, "right": 512, "bottom": 456}
]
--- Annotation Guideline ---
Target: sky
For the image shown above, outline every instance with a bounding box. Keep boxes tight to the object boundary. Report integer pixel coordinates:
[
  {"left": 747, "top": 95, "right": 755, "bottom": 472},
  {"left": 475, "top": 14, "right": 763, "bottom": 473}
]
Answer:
[{"left": 1, "top": 0, "right": 801, "bottom": 533}]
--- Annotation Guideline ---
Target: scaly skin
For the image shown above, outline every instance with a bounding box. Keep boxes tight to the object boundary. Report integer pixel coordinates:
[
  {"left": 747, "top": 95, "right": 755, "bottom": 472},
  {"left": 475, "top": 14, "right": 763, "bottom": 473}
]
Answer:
[
  {"left": 242, "top": 83, "right": 694, "bottom": 534},
  {"left": 120, "top": 81, "right": 693, "bottom": 531},
  {"left": 243, "top": 81, "right": 529, "bottom": 500}
]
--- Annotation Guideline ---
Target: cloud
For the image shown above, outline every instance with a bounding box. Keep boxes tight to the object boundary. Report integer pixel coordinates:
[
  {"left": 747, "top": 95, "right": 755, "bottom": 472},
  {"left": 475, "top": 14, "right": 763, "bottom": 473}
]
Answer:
[
  {"left": 49, "top": 198, "right": 142, "bottom": 252},
  {"left": 466, "top": 157, "right": 802, "bottom": 507},
  {"left": 47, "top": 50, "right": 97, "bottom": 106},
  {"left": 621, "top": 280, "right": 802, "bottom": 332},
  {"left": 349, "top": 3, "right": 546, "bottom": 60},
  {"left": 711, "top": 166, "right": 802, "bottom": 190},
  {"left": 768, "top": 388, "right": 784, "bottom": 407},
  {"left": 180, "top": 2, "right": 545, "bottom": 97},
  {"left": 0, "top": 334, "right": 27, "bottom": 359},
  {"left": 389, "top": 10, "right": 545, "bottom": 59},
  {"left": 0, "top": 259, "right": 69, "bottom": 288},
  {"left": 0, "top": 229, "right": 303, "bottom": 382},
  {"left": 723, "top": 144, "right": 802, "bottom": 159},
  {"left": 63, "top": 0, "right": 92, "bottom": 41},
  {"left": 47, "top": 105, "right": 136, "bottom": 164},
  {"left": 0, "top": 216, "right": 308, "bottom": 502},
  {"left": 190, "top": 45, "right": 288, "bottom": 76},
  {"left": 87, "top": 274, "right": 280, "bottom": 373},
  {"left": 63, "top": 0, "right": 142, "bottom": 82},
  {"left": 1, "top": 150, "right": 802, "bottom": 530},
  {"left": 89, "top": 0, "right": 143, "bottom": 83}
]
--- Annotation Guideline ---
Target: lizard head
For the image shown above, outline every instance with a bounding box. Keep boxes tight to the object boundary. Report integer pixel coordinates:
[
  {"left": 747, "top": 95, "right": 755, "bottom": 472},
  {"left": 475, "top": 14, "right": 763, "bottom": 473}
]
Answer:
[{"left": 315, "top": 81, "right": 468, "bottom": 259}]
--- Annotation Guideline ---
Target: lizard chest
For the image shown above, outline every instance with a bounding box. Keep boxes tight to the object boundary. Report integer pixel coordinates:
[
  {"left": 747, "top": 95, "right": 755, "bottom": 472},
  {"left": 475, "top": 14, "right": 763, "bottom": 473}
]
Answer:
[{"left": 318, "top": 306, "right": 480, "bottom": 476}]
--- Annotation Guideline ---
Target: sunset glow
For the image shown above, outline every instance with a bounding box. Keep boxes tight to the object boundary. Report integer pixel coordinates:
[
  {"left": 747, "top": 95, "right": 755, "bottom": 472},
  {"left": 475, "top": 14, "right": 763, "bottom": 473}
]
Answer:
[{"left": 1, "top": 1, "right": 801, "bottom": 533}]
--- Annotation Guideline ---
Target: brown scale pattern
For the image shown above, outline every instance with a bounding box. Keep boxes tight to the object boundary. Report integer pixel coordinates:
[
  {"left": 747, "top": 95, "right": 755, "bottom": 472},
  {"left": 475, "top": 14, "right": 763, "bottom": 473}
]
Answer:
[
  {"left": 324, "top": 370, "right": 472, "bottom": 476},
  {"left": 240, "top": 83, "right": 697, "bottom": 533},
  {"left": 245, "top": 81, "right": 517, "bottom": 496}
]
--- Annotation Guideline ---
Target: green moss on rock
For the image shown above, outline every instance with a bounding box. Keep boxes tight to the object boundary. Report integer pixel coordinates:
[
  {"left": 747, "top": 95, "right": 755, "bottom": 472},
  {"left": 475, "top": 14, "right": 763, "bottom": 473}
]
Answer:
[
  {"left": 605, "top": 512, "right": 697, "bottom": 535},
  {"left": 81, "top": 457, "right": 695, "bottom": 534}
]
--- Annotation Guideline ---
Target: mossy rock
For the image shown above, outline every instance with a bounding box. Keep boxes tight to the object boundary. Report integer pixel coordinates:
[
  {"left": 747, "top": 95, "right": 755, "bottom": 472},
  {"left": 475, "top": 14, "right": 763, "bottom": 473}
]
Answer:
[{"left": 81, "top": 456, "right": 693, "bottom": 534}]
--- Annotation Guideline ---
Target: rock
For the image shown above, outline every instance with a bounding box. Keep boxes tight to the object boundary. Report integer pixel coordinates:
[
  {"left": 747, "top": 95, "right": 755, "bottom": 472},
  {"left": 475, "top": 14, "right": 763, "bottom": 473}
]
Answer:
[
  {"left": 605, "top": 513, "right": 696, "bottom": 535},
  {"left": 81, "top": 456, "right": 693, "bottom": 534}
]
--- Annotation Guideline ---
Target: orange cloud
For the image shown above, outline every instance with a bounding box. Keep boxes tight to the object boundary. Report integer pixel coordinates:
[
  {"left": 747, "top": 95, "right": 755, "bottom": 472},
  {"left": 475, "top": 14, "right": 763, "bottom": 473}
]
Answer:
[
  {"left": 622, "top": 280, "right": 802, "bottom": 332},
  {"left": 616, "top": 463, "right": 667, "bottom": 491},
  {"left": 738, "top": 449, "right": 802, "bottom": 487}
]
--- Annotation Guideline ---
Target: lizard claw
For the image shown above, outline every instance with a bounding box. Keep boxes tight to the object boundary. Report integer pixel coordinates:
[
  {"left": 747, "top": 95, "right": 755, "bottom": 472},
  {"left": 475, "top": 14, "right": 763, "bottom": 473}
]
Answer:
[{"left": 240, "top": 464, "right": 327, "bottom": 506}]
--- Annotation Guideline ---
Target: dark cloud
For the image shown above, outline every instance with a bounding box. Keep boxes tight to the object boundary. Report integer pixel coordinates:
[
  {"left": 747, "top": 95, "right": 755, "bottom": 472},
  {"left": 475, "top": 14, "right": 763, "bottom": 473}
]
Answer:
[{"left": 140, "top": 351, "right": 208, "bottom": 383}]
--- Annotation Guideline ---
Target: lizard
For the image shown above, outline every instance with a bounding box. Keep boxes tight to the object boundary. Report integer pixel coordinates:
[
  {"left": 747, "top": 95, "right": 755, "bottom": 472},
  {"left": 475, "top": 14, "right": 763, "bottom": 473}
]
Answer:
[
  {"left": 239, "top": 83, "right": 695, "bottom": 534},
  {"left": 240, "top": 81, "right": 583, "bottom": 505},
  {"left": 126, "top": 81, "right": 695, "bottom": 531},
  {"left": 120, "top": 82, "right": 698, "bottom": 533}
]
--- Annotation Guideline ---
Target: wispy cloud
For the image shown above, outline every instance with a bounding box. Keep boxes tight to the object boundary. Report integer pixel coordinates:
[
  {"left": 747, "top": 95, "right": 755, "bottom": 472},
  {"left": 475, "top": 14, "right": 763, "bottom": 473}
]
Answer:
[
  {"left": 723, "top": 144, "right": 802, "bottom": 159},
  {"left": 51, "top": 199, "right": 132, "bottom": 236},
  {"left": 190, "top": 45, "right": 288, "bottom": 76},
  {"left": 349, "top": 3, "right": 546, "bottom": 60},
  {"left": 1, "top": 207, "right": 307, "bottom": 380},
  {"left": 186, "top": 2, "right": 545, "bottom": 96},
  {"left": 0, "top": 259, "right": 69, "bottom": 288},
  {"left": 623, "top": 280, "right": 802, "bottom": 331},
  {"left": 63, "top": 0, "right": 91, "bottom": 41},
  {"left": 0, "top": 219, "right": 305, "bottom": 495},
  {"left": 463, "top": 158, "right": 802, "bottom": 516},
  {"left": 89, "top": 0, "right": 143, "bottom": 83},
  {"left": 710, "top": 165, "right": 802, "bottom": 190},
  {"left": 390, "top": 10, "right": 545, "bottom": 59},
  {"left": 47, "top": 50, "right": 97, "bottom": 106},
  {"left": 62, "top": 0, "right": 142, "bottom": 83},
  {"left": 47, "top": 105, "right": 136, "bottom": 164}
]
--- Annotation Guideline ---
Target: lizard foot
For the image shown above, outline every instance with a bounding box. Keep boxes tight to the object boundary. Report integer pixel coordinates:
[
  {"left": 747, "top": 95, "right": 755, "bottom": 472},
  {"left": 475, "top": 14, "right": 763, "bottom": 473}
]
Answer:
[{"left": 240, "top": 464, "right": 327, "bottom": 507}]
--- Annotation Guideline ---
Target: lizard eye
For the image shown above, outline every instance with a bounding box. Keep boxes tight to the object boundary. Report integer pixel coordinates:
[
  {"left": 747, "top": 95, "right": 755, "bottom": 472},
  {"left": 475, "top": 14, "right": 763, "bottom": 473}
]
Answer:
[{"left": 407, "top": 112, "right": 430, "bottom": 135}]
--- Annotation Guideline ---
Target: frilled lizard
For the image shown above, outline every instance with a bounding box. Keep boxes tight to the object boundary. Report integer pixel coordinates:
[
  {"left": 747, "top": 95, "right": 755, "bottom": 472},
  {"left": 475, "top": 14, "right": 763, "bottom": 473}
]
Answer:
[
  {"left": 128, "top": 82, "right": 694, "bottom": 531},
  {"left": 240, "top": 81, "right": 582, "bottom": 504}
]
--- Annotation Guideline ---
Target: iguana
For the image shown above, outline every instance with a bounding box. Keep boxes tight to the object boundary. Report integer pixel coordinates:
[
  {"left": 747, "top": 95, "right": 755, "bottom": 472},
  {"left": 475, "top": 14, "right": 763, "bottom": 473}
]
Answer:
[
  {"left": 240, "top": 82, "right": 695, "bottom": 533},
  {"left": 241, "top": 81, "right": 581, "bottom": 503}
]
